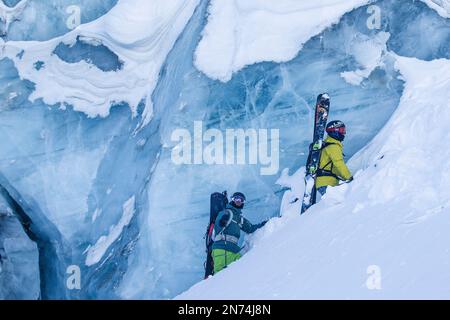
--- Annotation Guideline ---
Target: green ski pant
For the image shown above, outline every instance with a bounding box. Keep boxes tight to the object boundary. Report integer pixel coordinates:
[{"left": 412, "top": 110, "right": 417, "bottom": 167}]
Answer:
[{"left": 212, "top": 249, "right": 241, "bottom": 274}]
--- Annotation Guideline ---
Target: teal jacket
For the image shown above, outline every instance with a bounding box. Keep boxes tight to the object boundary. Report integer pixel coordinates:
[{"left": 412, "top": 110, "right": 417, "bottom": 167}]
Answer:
[{"left": 211, "top": 204, "right": 265, "bottom": 254}]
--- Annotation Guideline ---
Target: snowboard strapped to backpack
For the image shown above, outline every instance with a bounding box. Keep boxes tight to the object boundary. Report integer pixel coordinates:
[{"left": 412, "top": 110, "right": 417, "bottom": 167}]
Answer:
[{"left": 204, "top": 191, "right": 228, "bottom": 278}]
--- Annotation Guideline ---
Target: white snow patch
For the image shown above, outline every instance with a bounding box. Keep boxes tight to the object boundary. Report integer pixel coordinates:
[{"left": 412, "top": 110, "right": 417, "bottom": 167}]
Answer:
[
  {"left": 177, "top": 55, "right": 450, "bottom": 299},
  {"left": 85, "top": 196, "right": 136, "bottom": 266},
  {"left": 420, "top": 0, "right": 450, "bottom": 18},
  {"left": 0, "top": 0, "right": 28, "bottom": 36},
  {"left": 8, "top": 91, "right": 18, "bottom": 100},
  {"left": 92, "top": 208, "right": 102, "bottom": 223},
  {"left": 341, "top": 31, "right": 390, "bottom": 86},
  {"left": 275, "top": 167, "right": 305, "bottom": 218},
  {"left": 1, "top": 0, "right": 199, "bottom": 126},
  {"left": 195, "top": 0, "right": 371, "bottom": 82}
]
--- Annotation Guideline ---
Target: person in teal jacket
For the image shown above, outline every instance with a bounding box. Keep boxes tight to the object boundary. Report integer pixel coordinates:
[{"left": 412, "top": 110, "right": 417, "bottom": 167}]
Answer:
[{"left": 211, "top": 192, "right": 267, "bottom": 274}]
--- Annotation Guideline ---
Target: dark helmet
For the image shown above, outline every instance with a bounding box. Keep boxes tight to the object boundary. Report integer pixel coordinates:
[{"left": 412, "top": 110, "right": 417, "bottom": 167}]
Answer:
[
  {"left": 326, "top": 120, "right": 346, "bottom": 141},
  {"left": 231, "top": 192, "right": 246, "bottom": 208}
]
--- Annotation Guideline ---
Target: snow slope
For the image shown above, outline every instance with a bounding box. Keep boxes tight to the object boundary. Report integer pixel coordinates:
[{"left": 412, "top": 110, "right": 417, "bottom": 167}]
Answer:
[
  {"left": 340, "top": 31, "right": 390, "bottom": 86},
  {"left": 1, "top": 0, "right": 199, "bottom": 126},
  {"left": 177, "top": 55, "right": 450, "bottom": 299}
]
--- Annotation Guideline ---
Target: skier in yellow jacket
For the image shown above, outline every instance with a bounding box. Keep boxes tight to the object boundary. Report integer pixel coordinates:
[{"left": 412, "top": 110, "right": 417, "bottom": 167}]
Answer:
[{"left": 315, "top": 120, "right": 353, "bottom": 197}]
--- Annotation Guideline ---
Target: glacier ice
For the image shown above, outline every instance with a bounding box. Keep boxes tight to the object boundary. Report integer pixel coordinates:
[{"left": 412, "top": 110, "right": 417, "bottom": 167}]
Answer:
[
  {"left": 0, "top": 0, "right": 448, "bottom": 300},
  {"left": 85, "top": 196, "right": 135, "bottom": 267},
  {"left": 53, "top": 38, "right": 123, "bottom": 72},
  {"left": 385, "top": 0, "right": 450, "bottom": 60},
  {"left": 0, "top": 54, "right": 160, "bottom": 299},
  {"left": 0, "top": 193, "right": 40, "bottom": 300},
  {"left": 1, "top": 0, "right": 200, "bottom": 125},
  {"left": 1, "top": 0, "right": 118, "bottom": 41}
]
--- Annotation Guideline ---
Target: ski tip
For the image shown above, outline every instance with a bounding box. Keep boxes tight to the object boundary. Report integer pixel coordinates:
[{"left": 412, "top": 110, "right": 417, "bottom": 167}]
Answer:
[{"left": 318, "top": 93, "right": 330, "bottom": 101}]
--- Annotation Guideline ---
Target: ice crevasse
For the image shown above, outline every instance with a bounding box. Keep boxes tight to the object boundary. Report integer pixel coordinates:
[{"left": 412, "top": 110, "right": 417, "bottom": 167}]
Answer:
[{"left": 0, "top": 0, "right": 449, "bottom": 299}]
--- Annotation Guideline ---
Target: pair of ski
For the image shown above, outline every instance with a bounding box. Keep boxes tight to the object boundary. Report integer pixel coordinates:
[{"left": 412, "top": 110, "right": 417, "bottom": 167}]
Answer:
[{"left": 301, "top": 93, "right": 331, "bottom": 214}]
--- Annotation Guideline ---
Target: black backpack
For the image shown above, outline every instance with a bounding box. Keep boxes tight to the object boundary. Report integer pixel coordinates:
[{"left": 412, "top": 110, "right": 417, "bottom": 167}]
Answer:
[{"left": 204, "top": 191, "right": 228, "bottom": 278}]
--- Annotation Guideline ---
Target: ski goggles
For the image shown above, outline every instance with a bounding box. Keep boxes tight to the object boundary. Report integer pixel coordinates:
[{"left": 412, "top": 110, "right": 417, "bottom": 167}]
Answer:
[
  {"left": 231, "top": 195, "right": 246, "bottom": 203},
  {"left": 327, "top": 126, "right": 346, "bottom": 135}
]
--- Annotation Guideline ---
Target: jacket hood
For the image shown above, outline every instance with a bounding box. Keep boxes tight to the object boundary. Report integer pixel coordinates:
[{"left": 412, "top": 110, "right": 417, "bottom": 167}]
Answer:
[{"left": 325, "top": 135, "right": 343, "bottom": 147}]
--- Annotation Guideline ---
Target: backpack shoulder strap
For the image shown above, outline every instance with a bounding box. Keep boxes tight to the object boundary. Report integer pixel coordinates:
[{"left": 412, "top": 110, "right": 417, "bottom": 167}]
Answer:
[
  {"left": 224, "top": 209, "right": 245, "bottom": 229},
  {"left": 218, "top": 209, "right": 234, "bottom": 234},
  {"left": 233, "top": 212, "right": 244, "bottom": 228},
  {"left": 318, "top": 142, "right": 337, "bottom": 171},
  {"left": 321, "top": 142, "right": 337, "bottom": 149}
]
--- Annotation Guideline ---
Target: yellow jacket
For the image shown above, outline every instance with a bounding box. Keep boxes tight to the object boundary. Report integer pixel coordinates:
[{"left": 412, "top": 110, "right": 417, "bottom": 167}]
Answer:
[{"left": 315, "top": 136, "right": 352, "bottom": 188}]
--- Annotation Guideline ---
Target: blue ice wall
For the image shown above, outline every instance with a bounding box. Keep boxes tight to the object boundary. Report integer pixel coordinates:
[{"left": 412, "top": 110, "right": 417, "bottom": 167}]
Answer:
[
  {"left": 53, "top": 38, "right": 123, "bottom": 72},
  {"left": 3, "top": 0, "right": 21, "bottom": 6},
  {"left": 0, "top": 195, "right": 40, "bottom": 300},
  {"left": 0, "top": 57, "right": 161, "bottom": 299},
  {"left": 0, "top": 0, "right": 448, "bottom": 299}
]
